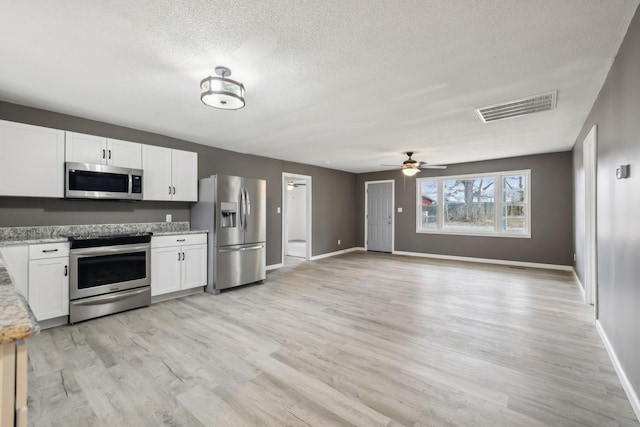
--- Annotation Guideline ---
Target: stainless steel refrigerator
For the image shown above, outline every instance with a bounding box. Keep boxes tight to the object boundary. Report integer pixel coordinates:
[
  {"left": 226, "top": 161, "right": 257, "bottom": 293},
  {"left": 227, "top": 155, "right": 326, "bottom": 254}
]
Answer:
[{"left": 191, "top": 174, "right": 266, "bottom": 294}]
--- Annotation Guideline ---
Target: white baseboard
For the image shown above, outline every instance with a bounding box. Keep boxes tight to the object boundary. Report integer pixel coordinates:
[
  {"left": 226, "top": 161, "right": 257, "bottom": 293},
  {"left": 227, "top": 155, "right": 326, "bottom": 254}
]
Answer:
[
  {"left": 596, "top": 320, "right": 640, "bottom": 422},
  {"left": 573, "top": 268, "right": 586, "bottom": 302},
  {"left": 392, "top": 250, "right": 573, "bottom": 271},
  {"left": 266, "top": 263, "right": 283, "bottom": 271},
  {"left": 309, "top": 247, "right": 364, "bottom": 261}
]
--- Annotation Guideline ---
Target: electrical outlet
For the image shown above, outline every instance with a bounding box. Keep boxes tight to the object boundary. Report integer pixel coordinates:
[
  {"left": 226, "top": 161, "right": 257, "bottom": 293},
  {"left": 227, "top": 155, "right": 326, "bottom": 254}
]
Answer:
[
  {"left": 574, "top": 253, "right": 576, "bottom": 262},
  {"left": 277, "top": 207, "right": 281, "bottom": 214},
  {"left": 338, "top": 239, "right": 341, "bottom": 245},
  {"left": 165, "top": 214, "right": 172, "bottom": 223}
]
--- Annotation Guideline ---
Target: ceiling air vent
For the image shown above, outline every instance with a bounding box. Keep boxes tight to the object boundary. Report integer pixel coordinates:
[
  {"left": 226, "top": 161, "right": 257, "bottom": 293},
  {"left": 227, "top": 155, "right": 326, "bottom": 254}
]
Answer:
[{"left": 476, "top": 91, "right": 557, "bottom": 123}]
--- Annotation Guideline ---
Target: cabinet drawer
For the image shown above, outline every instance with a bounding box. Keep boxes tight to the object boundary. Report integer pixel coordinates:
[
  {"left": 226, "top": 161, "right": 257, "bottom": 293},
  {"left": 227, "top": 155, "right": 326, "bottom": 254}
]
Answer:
[
  {"left": 151, "top": 233, "right": 207, "bottom": 249},
  {"left": 29, "top": 243, "right": 70, "bottom": 259}
]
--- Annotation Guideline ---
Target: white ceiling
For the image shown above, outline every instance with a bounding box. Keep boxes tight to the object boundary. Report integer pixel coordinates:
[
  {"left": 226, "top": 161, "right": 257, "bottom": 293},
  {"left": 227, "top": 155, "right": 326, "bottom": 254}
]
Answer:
[{"left": 1, "top": 1, "right": 638, "bottom": 173}]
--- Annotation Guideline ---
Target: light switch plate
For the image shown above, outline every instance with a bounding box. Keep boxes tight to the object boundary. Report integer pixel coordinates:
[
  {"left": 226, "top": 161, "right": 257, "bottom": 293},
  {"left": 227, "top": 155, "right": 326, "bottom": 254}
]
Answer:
[
  {"left": 277, "top": 207, "right": 281, "bottom": 214},
  {"left": 165, "top": 214, "right": 172, "bottom": 223},
  {"left": 397, "top": 207, "right": 403, "bottom": 213}
]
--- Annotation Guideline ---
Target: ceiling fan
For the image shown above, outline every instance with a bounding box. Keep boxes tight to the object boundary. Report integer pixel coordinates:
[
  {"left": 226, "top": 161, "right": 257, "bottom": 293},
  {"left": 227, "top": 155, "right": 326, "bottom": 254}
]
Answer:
[{"left": 382, "top": 152, "right": 447, "bottom": 176}]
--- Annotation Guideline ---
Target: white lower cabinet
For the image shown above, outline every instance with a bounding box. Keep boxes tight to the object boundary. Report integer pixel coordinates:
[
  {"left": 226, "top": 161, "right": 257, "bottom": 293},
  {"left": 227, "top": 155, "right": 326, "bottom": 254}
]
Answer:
[
  {"left": 28, "top": 243, "right": 69, "bottom": 321},
  {"left": 0, "top": 245, "right": 29, "bottom": 298},
  {"left": 150, "top": 246, "right": 182, "bottom": 296},
  {"left": 151, "top": 234, "right": 207, "bottom": 297}
]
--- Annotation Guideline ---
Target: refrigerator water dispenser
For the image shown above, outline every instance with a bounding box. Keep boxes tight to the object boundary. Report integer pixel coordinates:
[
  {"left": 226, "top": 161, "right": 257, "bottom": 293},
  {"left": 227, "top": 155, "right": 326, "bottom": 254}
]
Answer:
[{"left": 220, "top": 202, "right": 237, "bottom": 228}]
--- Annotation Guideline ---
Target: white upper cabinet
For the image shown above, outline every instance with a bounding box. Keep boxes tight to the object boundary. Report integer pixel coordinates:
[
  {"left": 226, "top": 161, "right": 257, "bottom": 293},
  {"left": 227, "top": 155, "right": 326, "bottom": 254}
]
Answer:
[
  {"left": 0, "top": 120, "right": 65, "bottom": 198},
  {"left": 64, "top": 132, "right": 105, "bottom": 165},
  {"left": 142, "top": 146, "right": 198, "bottom": 202},
  {"left": 65, "top": 131, "right": 142, "bottom": 169},
  {"left": 107, "top": 138, "right": 142, "bottom": 169},
  {"left": 171, "top": 149, "right": 198, "bottom": 202},
  {"left": 142, "top": 145, "right": 173, "bottom": 200}
]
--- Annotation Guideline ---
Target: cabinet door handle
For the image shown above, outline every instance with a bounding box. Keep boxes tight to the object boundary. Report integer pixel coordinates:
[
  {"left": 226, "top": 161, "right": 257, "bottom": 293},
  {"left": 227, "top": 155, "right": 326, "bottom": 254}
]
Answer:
[
  {"left": 172, "top": 186, "right": 176, "bottom": 195},
  {"left": 177, "top": 253, "right": 181, "bottom": 261},
  {"left": 64, "top": 265, "right": 68, "bottom": 276},
  {"left": 169, "top": 186, "right": 172, "bottom": 195},
  {"left": 182, "top": 252, "right": 185, "bottom": 261},
  {"left": 42, "top": 249, "right": 59, "bottom": 253},
  {"left": 108, "top": 149, "right": 112, "bottom": 159},
  {"left": 176, "top": 239, "right": 186, "bottom": 242},
  {"left": 102, "top": 149, "right": 106, "bottom": 159}
]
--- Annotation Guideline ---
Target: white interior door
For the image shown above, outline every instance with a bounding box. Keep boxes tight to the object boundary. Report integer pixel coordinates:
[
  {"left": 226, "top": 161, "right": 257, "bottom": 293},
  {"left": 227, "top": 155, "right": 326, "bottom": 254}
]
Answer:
[
  {"left": 584, "top": 125, "right": 597, "bottom": 311},
  {"left": 366, "top": 181, "right": 394, "bottom": 253}
]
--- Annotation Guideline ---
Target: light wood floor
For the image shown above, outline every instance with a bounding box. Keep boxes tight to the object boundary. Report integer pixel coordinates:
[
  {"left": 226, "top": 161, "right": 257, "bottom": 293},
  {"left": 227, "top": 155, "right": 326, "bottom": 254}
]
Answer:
[{"left": 26, "top": 252, "right": 639, "bottom": 426}]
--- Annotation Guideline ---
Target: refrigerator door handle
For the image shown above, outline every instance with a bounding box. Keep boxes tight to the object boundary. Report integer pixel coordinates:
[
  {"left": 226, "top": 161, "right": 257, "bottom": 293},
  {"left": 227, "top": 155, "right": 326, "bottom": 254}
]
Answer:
[
  {"left": 242, "top": 186, "right": 248, "bottom": 231},
  {"left": 238, "top": 189, "right": 244, "bottom": 230},
  {"left": 244, "top": 187, "right": 251, "bottom": 222},
  {"left": 218, "top": 244, "right": 264, "bottom": 253}
]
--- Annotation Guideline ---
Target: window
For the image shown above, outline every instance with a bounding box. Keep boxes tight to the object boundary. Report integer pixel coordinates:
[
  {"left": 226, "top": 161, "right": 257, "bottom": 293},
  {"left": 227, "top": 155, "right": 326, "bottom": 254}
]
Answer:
[{"left": 416, "top": 170, "right": 530, "bottom": 237}]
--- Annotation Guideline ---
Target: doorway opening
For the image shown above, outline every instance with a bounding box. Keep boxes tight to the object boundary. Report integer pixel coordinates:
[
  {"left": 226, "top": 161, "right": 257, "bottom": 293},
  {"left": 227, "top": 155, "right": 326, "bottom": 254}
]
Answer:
[
  {"left": 282, "top": 173, "right": 312, "bottom": 262},
  {"left": 365, "top": 180, "right": 395, "bottom": 253},
  {"left": 583, "top": 125, "right": 598, "bottom": 316}
]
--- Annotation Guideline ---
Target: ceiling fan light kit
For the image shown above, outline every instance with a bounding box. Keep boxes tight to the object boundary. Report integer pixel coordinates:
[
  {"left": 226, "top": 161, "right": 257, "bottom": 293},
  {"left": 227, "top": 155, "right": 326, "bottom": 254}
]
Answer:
[
  {"left": 402, "top": 167, "right": 420, "bottom": 177},
  {"left": 382, "top": 152, "right": 447, "bottom": 175},
  {"left": 201, "top": 66, "right": 245, "bottom": 110}
]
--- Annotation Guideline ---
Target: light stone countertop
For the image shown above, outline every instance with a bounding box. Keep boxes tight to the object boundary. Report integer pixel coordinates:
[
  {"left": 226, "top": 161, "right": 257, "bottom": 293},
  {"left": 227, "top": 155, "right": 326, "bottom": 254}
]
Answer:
[
  {"left": 0, "top": 222, "right": 207, "bottom": 247},
  {"left": 0, "top": 256, "right": 40, "bottom": 344}
]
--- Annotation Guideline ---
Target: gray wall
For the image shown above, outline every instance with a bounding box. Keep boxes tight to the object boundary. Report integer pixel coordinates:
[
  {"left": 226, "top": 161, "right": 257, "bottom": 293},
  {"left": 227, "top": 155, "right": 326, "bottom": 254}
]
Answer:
[
  {"left": 0, "top": 101, "right": 358, "bottom": 265},
  {"left": 357, "top": 152, "right": 574, "bottom": 265},
  {"left": 572, "top": 5, "right": 640, "bottom": 400}
]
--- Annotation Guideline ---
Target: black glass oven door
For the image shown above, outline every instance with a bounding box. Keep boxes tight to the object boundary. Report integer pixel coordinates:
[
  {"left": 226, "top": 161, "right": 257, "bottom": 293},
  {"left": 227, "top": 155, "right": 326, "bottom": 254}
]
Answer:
[{"left": 70, "top": 244, "right": 150, "bottom": 299}]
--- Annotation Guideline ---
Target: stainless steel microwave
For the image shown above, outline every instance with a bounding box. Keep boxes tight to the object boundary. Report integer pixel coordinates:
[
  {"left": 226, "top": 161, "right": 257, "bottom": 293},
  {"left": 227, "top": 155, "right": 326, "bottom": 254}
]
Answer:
[{"left": 65, "top": 162, "right": 143, "bottom": 200}]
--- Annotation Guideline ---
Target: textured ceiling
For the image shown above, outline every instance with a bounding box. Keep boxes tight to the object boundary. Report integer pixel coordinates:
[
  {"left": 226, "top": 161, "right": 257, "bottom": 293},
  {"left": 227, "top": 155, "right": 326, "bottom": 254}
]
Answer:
[{"left": 1, "top": 1, "right": 638, "bottom": 173}]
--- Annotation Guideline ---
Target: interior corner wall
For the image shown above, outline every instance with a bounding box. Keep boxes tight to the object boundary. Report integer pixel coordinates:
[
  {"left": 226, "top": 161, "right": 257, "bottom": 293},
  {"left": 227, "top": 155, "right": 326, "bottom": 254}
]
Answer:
[
  {"left": 356, "top": 151, "right": 574, "bottom": 265},
  {"left": 572, "top": 4, "right": 640, "bottom": 409},
  {"left": 0, "top": 101, "right": 359, "bottom": 265}
]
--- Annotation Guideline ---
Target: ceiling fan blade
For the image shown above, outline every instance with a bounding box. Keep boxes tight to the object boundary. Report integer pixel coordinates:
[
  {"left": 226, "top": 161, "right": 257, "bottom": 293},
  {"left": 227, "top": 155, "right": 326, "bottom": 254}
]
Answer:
[{"left": 419, "top": 165, "right": 447, "bottom": 169}]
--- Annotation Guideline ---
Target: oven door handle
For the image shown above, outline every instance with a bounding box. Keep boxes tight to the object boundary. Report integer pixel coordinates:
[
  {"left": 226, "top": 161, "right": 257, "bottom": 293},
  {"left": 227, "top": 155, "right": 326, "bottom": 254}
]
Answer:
[
  {"left": 71, "top": 244, "right": 150, "bottom": 256},
  {"left": 70, "top": 288, "right": 149, "bottom": 305}
]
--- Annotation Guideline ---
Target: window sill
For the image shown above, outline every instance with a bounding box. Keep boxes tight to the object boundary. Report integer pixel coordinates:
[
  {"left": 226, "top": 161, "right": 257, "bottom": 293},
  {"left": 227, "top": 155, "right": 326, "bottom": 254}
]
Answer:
[{"left": 415, "top": 229, "right": 531, "bottom": 239}]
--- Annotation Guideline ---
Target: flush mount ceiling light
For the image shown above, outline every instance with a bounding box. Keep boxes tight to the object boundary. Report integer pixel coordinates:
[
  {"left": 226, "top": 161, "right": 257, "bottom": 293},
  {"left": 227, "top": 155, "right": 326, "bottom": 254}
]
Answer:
[{"left": 200, "top": 66, "right": 245, "bottom": 110}]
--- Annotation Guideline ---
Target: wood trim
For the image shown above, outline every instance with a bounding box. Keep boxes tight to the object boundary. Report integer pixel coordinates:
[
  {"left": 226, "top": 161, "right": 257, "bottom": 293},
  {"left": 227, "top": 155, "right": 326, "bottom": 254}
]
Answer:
[
  {"left": 392, "top": 250, "right": 573, "bottom": 271},
  {"left": 573, "top": 268, "right": 586, "bottom": 302},
  {"left": 266, "top": 263, "right": 283, "bottom": 271},
  {"left": 15, "top": 340, "right": 28, "bottom": 427},
  {"left": 596, "top": 320, "right": 640, "bottom": 422},
  {"left": 0, "top": 342, "right": 16, "bottom": 427},
  {"left": 309, "top": 247, "right": 364, "bottom": 261}
]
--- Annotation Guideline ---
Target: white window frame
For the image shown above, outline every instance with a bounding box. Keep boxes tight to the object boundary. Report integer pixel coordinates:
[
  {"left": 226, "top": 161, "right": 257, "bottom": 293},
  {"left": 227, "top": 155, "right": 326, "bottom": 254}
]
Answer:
[{"left": 415, "top": 169, "right": 531, "bottom": 238}]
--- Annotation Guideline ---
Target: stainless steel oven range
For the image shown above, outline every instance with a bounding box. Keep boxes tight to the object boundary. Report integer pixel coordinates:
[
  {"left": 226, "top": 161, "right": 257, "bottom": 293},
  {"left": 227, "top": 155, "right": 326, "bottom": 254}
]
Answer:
[{"left": 67, "top": 232, "right": 152, "bottom": 323}]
